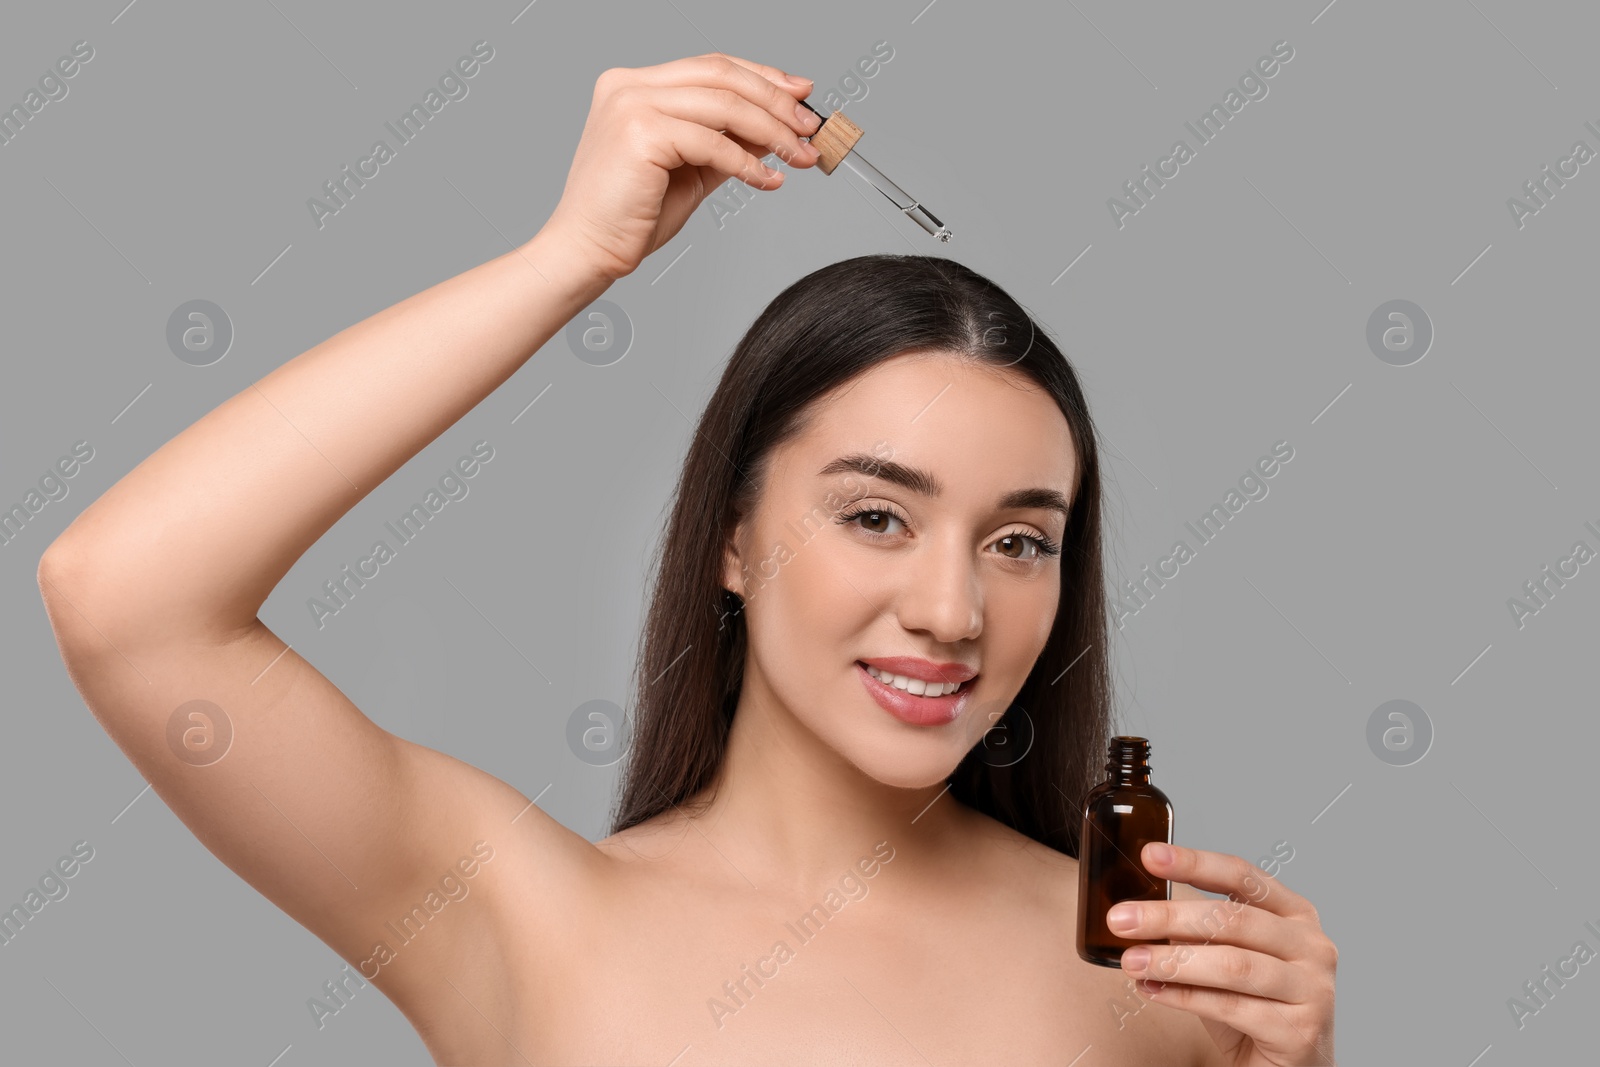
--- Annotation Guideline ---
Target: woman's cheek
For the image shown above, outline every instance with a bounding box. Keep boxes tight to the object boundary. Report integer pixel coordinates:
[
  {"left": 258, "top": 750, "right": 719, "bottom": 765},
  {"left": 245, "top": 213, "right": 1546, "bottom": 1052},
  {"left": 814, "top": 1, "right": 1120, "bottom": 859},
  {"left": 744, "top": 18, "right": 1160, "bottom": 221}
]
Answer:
[
  {"left": 987, "top": 572, "right": 1059, "bottom": 656},
  {"left": 793, "top": 534, "right": 857, "bottom": 591},
  {"left": 1023, "top": 577, "right": 1061, "bottom": 653}
]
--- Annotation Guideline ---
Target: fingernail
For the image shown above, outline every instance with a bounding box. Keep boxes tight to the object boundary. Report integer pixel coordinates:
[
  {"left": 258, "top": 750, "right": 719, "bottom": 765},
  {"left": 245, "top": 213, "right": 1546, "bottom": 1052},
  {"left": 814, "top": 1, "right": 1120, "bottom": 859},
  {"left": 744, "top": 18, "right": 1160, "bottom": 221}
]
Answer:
[
  {"left": 1121, "top": 946, "right": 1150, "bottom": 971},
  {"left": 784, "top": 72, "right": 813, "bottom": 89},
  {"left": 1147, "top": 842, "right": 1174, "bottom": 866},
  {"left": 1136, "top": 978, "right": 1165, "bottom": 996},
  {"left": 1107, "top": 903, "right": 1138, "bottom": 933},
  {"left": 794, "top": 101, "right": 821, "bottom": 132}
]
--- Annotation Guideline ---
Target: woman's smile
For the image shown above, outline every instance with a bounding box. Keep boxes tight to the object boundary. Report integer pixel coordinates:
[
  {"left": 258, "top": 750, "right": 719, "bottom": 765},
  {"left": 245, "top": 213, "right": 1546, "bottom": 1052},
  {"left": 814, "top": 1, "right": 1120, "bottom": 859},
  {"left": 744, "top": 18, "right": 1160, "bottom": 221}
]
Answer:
[{"left": 855, "top": 659, "right": 978, "bottom": 726}]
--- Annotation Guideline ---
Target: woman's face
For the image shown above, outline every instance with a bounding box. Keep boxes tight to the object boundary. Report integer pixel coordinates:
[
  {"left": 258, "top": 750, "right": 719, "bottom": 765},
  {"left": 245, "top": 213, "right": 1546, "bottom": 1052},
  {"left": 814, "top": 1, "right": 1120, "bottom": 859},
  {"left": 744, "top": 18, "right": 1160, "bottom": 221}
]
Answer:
[{"left": 721, "top": 349, "right": 1079, "bottom": 789}]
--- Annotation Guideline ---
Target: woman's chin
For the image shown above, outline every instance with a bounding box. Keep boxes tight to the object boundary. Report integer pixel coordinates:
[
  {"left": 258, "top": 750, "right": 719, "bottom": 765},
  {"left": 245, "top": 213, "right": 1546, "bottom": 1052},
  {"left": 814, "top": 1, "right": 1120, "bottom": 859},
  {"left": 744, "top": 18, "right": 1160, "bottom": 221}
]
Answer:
[{"left": 847, "top": 749, "right": 962, "bottom": 792}]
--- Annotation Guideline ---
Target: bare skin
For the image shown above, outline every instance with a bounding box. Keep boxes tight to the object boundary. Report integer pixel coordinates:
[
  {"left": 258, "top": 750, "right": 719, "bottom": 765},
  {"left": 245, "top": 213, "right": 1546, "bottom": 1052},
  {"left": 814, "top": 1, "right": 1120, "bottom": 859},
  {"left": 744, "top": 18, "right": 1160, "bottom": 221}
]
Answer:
[{"left": 36, "top": 53, "right": 1332, "bottom": 1066}]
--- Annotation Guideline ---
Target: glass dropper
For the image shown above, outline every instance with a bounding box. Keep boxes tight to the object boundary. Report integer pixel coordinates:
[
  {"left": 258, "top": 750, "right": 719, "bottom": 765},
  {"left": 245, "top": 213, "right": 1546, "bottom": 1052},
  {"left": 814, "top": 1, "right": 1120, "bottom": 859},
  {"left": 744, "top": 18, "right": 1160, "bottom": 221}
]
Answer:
[
  {"left": 798, "top": 100, "right": 951, "bottom": 243},
  {"left": 838, "top": 152, "right": 951, "bottom": 242}
]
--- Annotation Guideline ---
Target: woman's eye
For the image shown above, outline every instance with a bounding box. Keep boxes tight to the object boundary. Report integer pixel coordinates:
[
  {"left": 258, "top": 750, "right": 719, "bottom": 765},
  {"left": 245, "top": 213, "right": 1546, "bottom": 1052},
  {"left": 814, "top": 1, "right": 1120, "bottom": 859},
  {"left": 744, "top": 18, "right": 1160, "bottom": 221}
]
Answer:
[
  {"left": 850, "top": 509, "right": 902, "bottom": 536},
  {"left": 841, "top": 509, "right": 1057, "bottom": 562},
  {"left": 993, "top": 534, "right": 1038, "bottom": 560}
]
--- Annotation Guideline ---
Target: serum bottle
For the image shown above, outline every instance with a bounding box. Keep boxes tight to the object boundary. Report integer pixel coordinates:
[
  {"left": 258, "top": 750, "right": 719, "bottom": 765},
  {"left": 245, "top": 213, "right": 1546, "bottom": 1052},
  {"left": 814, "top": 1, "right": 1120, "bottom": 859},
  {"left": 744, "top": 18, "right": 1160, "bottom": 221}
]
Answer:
[{"left": 1076, "top": 735, "right": 1174, "bottom": 967}]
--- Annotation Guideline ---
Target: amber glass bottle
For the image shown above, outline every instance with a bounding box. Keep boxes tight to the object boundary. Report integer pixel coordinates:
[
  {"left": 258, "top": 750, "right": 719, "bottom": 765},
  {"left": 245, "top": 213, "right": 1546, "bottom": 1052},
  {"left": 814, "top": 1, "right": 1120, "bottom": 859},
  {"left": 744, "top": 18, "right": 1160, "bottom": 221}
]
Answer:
[{"left": 1076, "top": 735, "right": 1173, "bottom": 967}]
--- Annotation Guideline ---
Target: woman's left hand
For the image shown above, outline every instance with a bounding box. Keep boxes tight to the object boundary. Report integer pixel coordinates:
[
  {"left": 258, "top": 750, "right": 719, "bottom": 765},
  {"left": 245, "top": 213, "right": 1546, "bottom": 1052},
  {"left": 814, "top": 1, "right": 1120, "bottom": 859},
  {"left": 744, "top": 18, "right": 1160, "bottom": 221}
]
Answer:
[{"left": 1111, "top": 842, "right": 1337, "bottom": 1066}]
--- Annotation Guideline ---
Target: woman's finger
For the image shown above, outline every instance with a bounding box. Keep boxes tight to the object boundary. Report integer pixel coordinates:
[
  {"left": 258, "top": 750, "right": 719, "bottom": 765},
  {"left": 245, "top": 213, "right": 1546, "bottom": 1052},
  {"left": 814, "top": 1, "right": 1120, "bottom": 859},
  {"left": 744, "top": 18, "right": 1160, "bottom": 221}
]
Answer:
[
  {"left": 634, "top": 51, "right": 811, "bottom": 97},
  {"left": 724, "top": 129, "right": 818, "bottom": 172},
  {"left": 612, "top": 53, "right": 818, "bottom": 137},
  {"left": 1108, "top": 896, "right": 1325, "bottom": 963},
  {"left": 701, "top": 51, "right": 813, "bottom": 96},
  {"left": 1143, "top": 843, "right": 1322, "bottom": 924},
  {"left": 636, "top": 85, "right": 820, "bottom": 169},
  {"left": 653, "top": 115, "right": 785, "bottom": 190},
  {"left": 1122, "top": 942, "right": 1311, "bottom": 1002},
  {"left": 1132, "top": 975, "right": 1328, "bottom": 1060}
]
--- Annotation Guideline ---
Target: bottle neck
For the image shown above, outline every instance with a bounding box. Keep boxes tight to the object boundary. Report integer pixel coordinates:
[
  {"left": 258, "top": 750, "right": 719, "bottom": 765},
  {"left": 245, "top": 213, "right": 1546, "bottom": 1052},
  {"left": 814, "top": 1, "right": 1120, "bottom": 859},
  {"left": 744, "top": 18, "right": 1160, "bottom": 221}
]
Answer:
[{"left": 1106, "top": 736, "right": 1153, "bottom": 786}]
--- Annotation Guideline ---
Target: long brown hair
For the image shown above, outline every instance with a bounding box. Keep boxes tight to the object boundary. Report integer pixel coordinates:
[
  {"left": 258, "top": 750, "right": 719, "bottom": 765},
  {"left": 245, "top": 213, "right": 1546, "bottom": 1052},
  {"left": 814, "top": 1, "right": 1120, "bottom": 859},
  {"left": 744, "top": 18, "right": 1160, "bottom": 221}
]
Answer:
[{"left": 610, "top": 253, "right": 1113, "bottom": 858}]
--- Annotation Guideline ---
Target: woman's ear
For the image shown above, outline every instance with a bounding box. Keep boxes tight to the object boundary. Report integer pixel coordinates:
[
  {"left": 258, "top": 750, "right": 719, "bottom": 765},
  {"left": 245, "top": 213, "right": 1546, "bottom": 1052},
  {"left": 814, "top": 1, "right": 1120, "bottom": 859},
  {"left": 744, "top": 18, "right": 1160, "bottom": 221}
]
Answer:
[{"left": 720, "top": 525, "right": 747, "bottom": 599}]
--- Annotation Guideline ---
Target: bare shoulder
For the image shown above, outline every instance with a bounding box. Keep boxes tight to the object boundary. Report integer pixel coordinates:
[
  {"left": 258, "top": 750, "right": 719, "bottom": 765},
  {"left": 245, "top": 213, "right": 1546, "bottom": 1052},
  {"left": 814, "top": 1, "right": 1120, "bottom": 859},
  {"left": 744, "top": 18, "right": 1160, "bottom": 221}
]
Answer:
[
  {"left": 590, "top": 803, "right": 718, "bottom": 879},
  {"left": 945, "top": 805, "right": 1087, "bottom": 927},
  {"left": 958, "top": 804, "right": 1081, "bottom": 879},
  {"left": 593, "top": 805, "right": 692, "bottom": 860}
]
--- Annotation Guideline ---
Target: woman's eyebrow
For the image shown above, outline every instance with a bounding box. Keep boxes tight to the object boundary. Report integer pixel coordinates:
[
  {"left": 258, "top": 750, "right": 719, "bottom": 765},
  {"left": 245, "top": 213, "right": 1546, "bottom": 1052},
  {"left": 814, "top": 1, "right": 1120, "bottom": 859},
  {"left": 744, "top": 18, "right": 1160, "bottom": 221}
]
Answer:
[{"left": 817, "top": 453, "right": 1071, "bottom": 519}]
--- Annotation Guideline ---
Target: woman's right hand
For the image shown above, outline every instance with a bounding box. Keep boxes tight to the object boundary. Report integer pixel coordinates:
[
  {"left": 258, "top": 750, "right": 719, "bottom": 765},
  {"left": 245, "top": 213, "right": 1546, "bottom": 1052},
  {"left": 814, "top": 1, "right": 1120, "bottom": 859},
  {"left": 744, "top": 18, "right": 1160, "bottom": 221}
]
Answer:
[{"left": 543, "top": 53, "right": 824, "bottom": 283}]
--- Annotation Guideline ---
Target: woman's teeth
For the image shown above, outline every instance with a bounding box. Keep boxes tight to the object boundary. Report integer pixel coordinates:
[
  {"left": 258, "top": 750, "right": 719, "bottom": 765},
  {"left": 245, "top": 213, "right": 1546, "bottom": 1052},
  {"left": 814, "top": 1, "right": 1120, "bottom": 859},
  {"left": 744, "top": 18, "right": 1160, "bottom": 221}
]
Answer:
[{"left": 863, "top": 664, "right": 964, "bottom": 697}]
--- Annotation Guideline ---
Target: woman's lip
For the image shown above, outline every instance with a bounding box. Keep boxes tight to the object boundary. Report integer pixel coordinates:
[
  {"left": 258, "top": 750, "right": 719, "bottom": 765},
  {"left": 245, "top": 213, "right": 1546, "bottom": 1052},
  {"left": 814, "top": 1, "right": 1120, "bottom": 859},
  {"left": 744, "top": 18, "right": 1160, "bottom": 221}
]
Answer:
[{"left": 855, "top": 662, "right": 974, "bottom": 726}]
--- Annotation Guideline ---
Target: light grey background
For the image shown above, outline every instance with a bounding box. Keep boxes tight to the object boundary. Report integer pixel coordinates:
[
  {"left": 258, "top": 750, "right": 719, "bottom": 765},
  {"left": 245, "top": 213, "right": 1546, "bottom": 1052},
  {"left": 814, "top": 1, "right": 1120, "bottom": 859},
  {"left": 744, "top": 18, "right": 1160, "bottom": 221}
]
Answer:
[{"left": 2, "top": 0, "right": 1595, "bottom": 1063}]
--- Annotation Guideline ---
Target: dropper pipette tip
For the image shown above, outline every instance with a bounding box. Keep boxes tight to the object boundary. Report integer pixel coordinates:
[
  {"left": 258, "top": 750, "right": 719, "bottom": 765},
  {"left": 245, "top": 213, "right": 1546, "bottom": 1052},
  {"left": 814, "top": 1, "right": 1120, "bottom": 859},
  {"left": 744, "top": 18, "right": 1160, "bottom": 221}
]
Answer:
[{"left": 902, "top": 201, "right": 951, "bottom": 243}]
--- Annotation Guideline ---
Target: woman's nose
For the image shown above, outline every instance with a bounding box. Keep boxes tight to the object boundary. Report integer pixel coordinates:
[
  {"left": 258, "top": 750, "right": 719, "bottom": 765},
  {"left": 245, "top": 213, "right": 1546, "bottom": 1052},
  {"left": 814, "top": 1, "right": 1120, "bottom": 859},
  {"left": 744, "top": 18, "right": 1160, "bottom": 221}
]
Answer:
[{"left": 893, "top": 540, "right": 982, "bottom": 643}]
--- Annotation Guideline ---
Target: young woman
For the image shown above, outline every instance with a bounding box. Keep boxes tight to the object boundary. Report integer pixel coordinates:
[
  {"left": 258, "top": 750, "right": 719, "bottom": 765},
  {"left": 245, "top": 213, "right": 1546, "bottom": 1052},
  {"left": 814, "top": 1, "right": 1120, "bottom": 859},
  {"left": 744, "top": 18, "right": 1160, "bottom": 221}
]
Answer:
[{"left": 37, "top": 53, "right": 1335, "bottom": 1066}]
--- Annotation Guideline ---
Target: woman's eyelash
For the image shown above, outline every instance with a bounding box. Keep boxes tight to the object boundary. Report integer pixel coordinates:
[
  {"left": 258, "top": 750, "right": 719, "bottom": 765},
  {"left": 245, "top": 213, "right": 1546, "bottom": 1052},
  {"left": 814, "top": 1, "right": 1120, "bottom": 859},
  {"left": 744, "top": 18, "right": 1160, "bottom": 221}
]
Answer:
[
  {"left": 836, "top": 504, "right": 908, "bottom": 537},
  {"left": 1008, "top": 527, "right": 1062, "bottom": 558},
  {"left": 834, "top": 505, "right": 1062, "bottom": 560}
]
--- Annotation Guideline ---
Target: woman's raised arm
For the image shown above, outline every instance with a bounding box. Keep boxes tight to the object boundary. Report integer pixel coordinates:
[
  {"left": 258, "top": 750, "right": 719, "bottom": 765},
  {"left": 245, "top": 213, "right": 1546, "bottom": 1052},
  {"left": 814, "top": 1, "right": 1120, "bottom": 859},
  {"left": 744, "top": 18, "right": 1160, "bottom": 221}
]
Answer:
[{"left": 34, "top": 53, "right": 821, "bottom": 1027}]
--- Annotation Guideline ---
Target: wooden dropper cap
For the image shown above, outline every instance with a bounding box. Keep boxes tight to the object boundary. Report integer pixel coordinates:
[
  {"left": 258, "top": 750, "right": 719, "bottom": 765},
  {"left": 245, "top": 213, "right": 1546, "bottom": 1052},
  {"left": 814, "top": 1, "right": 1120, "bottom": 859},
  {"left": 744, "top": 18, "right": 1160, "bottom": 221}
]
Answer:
[{"left": 799, "top": 99, "right": 863, "bottom": 176}]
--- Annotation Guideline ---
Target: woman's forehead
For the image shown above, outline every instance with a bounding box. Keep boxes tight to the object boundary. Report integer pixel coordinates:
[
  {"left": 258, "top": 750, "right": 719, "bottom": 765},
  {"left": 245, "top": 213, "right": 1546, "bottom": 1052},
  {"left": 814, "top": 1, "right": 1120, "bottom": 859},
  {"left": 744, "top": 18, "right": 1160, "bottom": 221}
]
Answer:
[{"left": 800, "top": 357, "right": 1072, "bottom": 467}]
